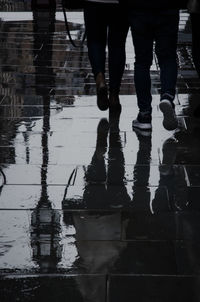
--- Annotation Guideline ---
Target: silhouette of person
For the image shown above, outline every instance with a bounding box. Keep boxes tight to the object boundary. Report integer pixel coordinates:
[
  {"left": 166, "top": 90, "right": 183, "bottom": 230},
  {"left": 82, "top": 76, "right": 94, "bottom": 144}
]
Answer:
[
  {"left": 131, "top": 129, "right": 152, "bottom": 211},
  {"left": 30, "top": 0, "right": 62, "bottom": 274},
  {"left": 62, "top": 116, "right": 130, "bottom": 301},
  {"left": 152, "top": 135, "right": 188, "bottom": 212}
]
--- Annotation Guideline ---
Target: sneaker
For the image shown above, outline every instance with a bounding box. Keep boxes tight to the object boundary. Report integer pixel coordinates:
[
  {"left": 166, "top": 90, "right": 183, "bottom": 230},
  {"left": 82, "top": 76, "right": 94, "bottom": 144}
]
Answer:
[
  {"left": 159, "top": 99, "right": 178, "bottom": 131},
  {"left": 132, "top": 111, "right": 152, "bottom": 130}
]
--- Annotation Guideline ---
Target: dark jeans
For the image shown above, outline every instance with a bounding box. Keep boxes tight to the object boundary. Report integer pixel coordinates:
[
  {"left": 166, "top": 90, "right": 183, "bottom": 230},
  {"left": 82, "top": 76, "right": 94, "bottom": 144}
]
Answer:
[
  {"left": 84, "top": 3, "right": 129, "bottom": 93},
  {"left": 191, "top": 13, "right": 200, "bottom": 78},
  {"left": 128, "top": 9, "right": 179, "bottom": 112}
]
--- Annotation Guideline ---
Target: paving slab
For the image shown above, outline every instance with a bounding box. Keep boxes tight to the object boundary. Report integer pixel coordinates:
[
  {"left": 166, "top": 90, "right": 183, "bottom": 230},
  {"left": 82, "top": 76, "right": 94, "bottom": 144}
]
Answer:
[{"left": 0, "top": 2, "right": 200, "bottom": 301}]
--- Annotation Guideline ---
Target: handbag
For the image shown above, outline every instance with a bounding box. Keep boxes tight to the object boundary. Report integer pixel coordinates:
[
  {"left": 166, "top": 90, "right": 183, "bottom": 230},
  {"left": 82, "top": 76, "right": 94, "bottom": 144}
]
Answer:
[{"left": 62, "top": 0, "right": 86, "bottom": 47}]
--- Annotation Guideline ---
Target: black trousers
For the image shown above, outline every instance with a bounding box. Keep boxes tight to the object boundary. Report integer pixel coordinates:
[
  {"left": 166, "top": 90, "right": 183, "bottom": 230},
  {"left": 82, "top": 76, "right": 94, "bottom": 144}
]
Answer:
[
  {"left": 84, "top": 3, "right": 129, "bottom": 93},
  {"left": 191, "top": 13, "right": 200, "bottom": 78},
  {"left": 128, "top": 9, "right": 179, "bottom": 112}
]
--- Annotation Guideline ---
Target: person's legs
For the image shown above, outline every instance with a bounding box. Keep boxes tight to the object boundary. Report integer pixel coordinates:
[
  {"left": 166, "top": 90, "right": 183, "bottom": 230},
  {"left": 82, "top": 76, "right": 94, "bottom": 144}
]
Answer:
[
  {"left": 155, "top": 10, "right": 179, "bottom": 100},
  {"left": 107, "top": 6, "right": 129, "bottom": 114},
  {"left": 155, "top": 10, "right": 179, "bottom": 130},
  {"left": 108, "top": 6, "right": 129, "bottom": 95},
  {"left": 129, "top": 11, "right": 154, "bottom": 113},
  {"left": 84, "top": 3, "right": 107, "bottom": 77},
  {"left": 128, "top": 10, "right": 154, "bottom": 129},
  {"left": 84, "top": 3, "right": 109, "bottom": 110}
]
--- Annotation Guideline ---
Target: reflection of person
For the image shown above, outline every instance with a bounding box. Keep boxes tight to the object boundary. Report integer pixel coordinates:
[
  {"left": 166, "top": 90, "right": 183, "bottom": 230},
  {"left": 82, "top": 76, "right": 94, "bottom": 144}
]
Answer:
[
  {"left": 30, "top": 0, "right": 62, "bottom": 274},
  {"left": 122, "top": 1, "right": 187, "bottom": 131},
  {"left": 132, "top": 129, "right": 152, "bottom": 210},
  {"left": 83, "top": 117, "right": 131, "bottom": 208},
  {"left": 84, "top": 1, "right": 129, "bottom": 114},
  {"left": 152, "top": 136, "right": 188, "bottom": 212},
  {"left": 62, "top": 117, "right": 129, "bottom": 301}
]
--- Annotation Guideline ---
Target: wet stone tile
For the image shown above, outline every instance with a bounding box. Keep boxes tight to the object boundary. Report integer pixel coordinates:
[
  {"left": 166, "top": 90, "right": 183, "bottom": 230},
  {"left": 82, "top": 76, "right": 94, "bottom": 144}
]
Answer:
[
  {"left": 0, "top": 185, "right": 64, "bottom": 209},
  {"left": 174, "top": 150, "right": 200, "bottom": 165},
  {"left": 125, "top": 164, "right": 187, "bottom": 187},
  {"left": 0, "top": 164, "right": 78, "bottom": 185},
  {"left": 175, "top": 212, "right": 200, "bottom": 242},
  {"left": 0, "top": 208, "right": 177, "bottom": 275},
  {"left": 111, "top": 241, "right": 177, "bottom": 275},
  {"left": 187, "top": 187, "right": 200, "bottom": 211},
  {"left": 0, "top": 162, "right": 166, "bottom": 186},
  {"left": 63, "top": 184, "right": 132, "bottom": 210},
  {"left": 183, "top": 118, "right": 200, "bottom": 134},
  {"left": 0, "top": 210, "right": 122, "bottom": 274},
  {"left": 0, "top": 106, "right": 49, "bottom": 118},
  {"left": 185, "top": 166, "right": 200, "bottom": 186},
  {"left": 63, "top": 186, "right": 169, "bottom": 211},
  {"left": 0, "top": 275, "right": 106, "bottom": 302},
  {"left": 67, "top": 212, "right": 122, "bottom": 241},
  {"left": 122, "top": 212, "right": 177, "bottom": 241},
  {"left": 176, "top": 241, "right": 200, "bottom": 275},
  {"left": 109, "top": 276, "right": 200, "bottom": 302}
]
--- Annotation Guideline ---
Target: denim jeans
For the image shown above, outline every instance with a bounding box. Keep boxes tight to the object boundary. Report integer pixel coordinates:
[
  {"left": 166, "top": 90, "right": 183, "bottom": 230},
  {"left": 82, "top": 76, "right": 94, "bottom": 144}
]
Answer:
[
  {"left": 128, "top": 9, "right": 179, "bottom": 112},
  {"left": 84, "top": 3, "right": 129, "bottom": 93}
]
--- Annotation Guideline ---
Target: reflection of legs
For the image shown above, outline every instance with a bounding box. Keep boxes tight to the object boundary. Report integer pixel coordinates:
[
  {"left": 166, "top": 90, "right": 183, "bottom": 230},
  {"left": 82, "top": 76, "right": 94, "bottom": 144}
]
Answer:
[
  {"left": 107, "top": 118, "right": 124, "bottom": 185},
  {"left": 130, "top": 12, "right": 153, "bottom": 113},
  {"left": 132, "top": 129, "right": 152, "bottom": 210},
  {"left": 151, "top": 138, "right": 176, "bottom": 212},
  {"left": 133, "top": 131, "right": 151, "bottom": 186},
  {"left": 107, "top": 117, "right": 131, "bottom": 207},
  {"left": 153, "top": 137, "right": 187, "bottom": 211},
  {"left": 83, "top": 119, "right": 109, "bottom": 208}
]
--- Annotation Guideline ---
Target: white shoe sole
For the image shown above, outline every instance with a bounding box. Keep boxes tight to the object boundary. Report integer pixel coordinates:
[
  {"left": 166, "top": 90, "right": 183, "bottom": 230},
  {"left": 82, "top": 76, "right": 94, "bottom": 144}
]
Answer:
[
  {"left": 133, "top": 127, "right": 152, "bottom": 137},
  {"left": 159, "top": 100, "right": 178, "bottom": 131},
  {"left": 132, "top": 119, "right": 152, "bottom": 130}
]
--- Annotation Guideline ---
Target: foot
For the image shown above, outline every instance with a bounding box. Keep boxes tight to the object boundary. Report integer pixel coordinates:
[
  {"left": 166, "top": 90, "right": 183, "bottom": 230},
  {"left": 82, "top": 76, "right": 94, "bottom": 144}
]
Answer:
[
  {"left": 159, "top": 99, "right": 178, "bottom": 131},
  {"left": 109, "top": 92, "right": 122, "bottom": 116},
  {"left": 95, "top": 118, "right": 109, "bottom": 159},
  {"left": 132, "top": 111, "right": 152, "bottom": 130},
  {"left": 96, "top": 72, "right": 109, "bottom": 111}
]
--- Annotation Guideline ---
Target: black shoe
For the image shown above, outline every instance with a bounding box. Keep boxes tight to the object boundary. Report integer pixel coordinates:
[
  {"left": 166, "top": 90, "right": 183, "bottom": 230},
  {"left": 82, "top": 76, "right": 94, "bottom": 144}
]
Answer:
[
  {"left": 96, "top": 73, "right": 109, "bottom": 111},
  {"left": 159, "top": 99, "right": 178, "bottom": 131},
  {"left": 132, "top": 111, "right": 152, "bottom": 130}
]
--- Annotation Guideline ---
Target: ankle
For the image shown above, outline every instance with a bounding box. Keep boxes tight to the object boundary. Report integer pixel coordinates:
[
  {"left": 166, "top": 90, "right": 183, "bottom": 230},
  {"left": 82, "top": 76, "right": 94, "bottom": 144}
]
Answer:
[
  {"left": 95, "top": 72, "right": 106, "bottom": 89},
  {"left": 109, "top": 92, "right": 120, "bottom": 104}
]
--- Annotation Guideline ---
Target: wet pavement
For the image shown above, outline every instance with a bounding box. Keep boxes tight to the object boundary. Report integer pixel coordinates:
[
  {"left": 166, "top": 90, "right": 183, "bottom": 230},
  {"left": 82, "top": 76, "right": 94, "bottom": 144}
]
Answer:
[{"left": 1, "top": 1, "right": 200, "bottom": 301}]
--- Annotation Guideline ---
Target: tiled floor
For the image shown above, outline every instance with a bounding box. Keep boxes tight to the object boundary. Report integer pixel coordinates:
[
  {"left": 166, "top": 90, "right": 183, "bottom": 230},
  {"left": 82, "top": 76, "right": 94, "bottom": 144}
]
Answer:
[{"left": 1, "top": 1, "right": 200, "bottom": 301}]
